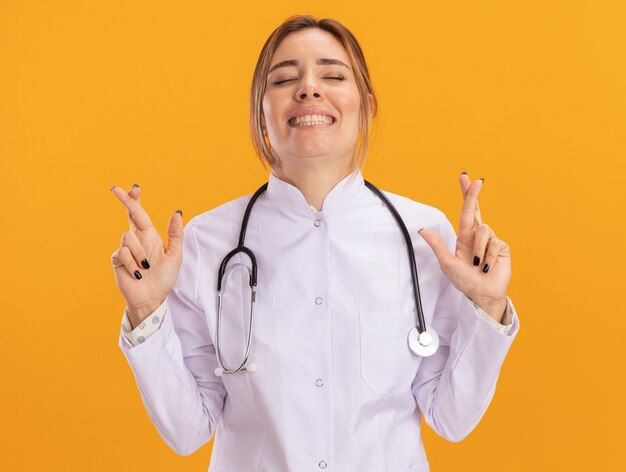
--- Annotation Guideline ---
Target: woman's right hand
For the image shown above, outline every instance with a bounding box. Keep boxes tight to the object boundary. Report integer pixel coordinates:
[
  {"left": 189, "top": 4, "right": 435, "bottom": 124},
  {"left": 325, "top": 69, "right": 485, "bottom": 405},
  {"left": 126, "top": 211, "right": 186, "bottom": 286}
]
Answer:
[{"left": 110, "top": 184, "right": 184, "bottom": 327}]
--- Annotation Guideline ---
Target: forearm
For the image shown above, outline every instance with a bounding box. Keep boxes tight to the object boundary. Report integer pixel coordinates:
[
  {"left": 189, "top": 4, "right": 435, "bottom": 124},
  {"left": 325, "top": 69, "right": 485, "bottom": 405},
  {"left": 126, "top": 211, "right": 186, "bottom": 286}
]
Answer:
[
  {"left": 119, "top": 300, "right": 226, "bottom": 455},
  {"left": 414, "top": 295, "right": 520, "bottom": 442}
]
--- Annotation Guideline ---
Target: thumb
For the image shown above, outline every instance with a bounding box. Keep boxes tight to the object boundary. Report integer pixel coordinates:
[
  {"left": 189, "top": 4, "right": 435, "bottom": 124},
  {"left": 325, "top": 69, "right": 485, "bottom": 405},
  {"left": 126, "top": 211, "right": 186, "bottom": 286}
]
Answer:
[
  {"left": 418, "top": 227, "right": 456, "bottom": 275},
  {"left": 166, "top": 210, "right": 184, "bottom": 259}
]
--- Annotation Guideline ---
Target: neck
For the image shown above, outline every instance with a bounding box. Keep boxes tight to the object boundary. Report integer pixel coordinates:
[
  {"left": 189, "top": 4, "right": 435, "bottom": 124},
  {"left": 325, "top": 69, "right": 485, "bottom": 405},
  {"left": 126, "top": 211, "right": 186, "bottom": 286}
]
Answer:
[{"left": 272, "top": 156, "right": 357, "bottom": 211}]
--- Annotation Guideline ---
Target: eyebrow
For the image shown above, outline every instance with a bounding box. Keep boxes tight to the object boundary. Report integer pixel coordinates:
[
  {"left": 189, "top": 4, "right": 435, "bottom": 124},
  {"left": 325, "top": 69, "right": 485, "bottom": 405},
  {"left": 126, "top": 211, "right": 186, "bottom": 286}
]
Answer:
[{"left": 268, "top": 58, "right": 350, "bottom": 74}]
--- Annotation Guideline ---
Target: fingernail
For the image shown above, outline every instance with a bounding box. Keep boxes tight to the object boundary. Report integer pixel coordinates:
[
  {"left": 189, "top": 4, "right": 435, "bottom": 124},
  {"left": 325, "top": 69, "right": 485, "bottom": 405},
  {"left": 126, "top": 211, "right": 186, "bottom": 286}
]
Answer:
[
  {"left": 482, "top": 263, "right": 490, "bottom": 273},
  {"left": 417, "top": 227, "right": 423, "bottom": 234},
  {"left": 460, "top": 171, "right": 467, "bottom": 176},
  {"left": 473, "top": 256, "right": 480, "bottom": 266},
  {"left": 134, "top": 270, "right": 142, "bottom": 280},
  {"left": 176, "top": 210, "right": 183, "bottom": 217},
  {"left": 141, "top": 259, "right": 150, "bottom": 269},
  {"left": 479, "top": 178, "right": 485, "bottom": 183},
  {"left": 132, "top": 183, "right": 140, "bottom": 189},
  {"left": 110, "top": 186, "right": 116, "bottom": 191}
]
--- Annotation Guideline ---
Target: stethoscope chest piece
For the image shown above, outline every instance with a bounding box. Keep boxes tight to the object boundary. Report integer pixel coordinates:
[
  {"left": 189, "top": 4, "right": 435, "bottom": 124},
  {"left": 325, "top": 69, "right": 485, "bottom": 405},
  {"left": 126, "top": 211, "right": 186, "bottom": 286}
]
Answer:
[{"left": 408, "top": 325, "right": 439, "bottom": 357}]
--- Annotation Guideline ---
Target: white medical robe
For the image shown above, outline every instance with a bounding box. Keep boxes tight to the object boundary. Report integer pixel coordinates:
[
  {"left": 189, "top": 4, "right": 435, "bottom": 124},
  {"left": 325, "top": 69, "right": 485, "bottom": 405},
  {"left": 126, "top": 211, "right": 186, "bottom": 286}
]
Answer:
[{"left": 118, "top": 168, "right": 520, "bottom": 471}]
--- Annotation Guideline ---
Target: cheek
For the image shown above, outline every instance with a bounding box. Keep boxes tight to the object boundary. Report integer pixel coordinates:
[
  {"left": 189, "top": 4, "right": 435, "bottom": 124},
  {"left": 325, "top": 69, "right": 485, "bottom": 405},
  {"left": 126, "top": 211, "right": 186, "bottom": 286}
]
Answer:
[
  {"left": 336, "top": 90, "right": 362, "bottom": 120},
  {"left": 339, "top": 100, "right": 362, "bottom": 130},
  {"left": 262, "top": 96, "right": 284, "bottom": 131},
  {"left": 261, "top": 94, "right": 274, "bottom": 119}
]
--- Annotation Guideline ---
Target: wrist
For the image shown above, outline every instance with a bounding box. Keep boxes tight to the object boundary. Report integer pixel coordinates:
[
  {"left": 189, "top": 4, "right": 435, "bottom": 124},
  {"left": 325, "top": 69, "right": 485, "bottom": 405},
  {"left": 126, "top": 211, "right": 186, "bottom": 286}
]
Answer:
[
  {"left": 126, "top": 298, "right": 166, "bottom": 328},
  {"left": 468, "top": 296, "right": 508, "bottom": 323}
]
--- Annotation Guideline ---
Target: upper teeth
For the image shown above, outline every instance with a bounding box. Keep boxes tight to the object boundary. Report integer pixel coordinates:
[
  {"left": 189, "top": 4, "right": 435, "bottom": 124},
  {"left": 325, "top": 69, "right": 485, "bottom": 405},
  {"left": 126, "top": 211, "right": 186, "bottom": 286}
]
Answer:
[{"left": 290, "top": 114, "right": 334, "bottom": 126}]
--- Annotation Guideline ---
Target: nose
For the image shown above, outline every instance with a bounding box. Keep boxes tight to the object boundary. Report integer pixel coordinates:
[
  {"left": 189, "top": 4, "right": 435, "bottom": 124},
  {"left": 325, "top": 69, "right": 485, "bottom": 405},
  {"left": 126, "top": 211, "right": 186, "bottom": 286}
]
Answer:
[
  {"left": 297, "top": 88, "right": 321, "bottom": 100},
  {"left": 295, "top": 74, "right": 323, "bottom": 101}
]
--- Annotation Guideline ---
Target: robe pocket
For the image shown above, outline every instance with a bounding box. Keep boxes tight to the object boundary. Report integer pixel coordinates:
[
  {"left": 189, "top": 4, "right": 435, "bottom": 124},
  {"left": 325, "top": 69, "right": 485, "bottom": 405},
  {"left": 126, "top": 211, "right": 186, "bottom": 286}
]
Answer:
[{"left": 359, "top": 311, "right": 422, "bottom": 395}]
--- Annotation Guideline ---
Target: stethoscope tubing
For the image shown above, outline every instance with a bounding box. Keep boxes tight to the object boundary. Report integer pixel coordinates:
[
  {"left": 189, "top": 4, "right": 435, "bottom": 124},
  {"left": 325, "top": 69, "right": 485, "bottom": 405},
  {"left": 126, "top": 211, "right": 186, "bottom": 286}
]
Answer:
[
  {"left": 363, "top": 181, "right": 428, "bottom": 340},
  {"left": 214, "top": 179, "right": 436, "bottom": 376}
]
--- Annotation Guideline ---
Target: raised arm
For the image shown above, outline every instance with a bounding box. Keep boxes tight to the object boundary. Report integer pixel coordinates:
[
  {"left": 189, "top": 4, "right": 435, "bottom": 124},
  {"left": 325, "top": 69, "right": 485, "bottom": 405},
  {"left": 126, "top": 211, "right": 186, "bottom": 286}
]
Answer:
[{"left": 111, "top": 184, "right": 227, "bottom": 455}]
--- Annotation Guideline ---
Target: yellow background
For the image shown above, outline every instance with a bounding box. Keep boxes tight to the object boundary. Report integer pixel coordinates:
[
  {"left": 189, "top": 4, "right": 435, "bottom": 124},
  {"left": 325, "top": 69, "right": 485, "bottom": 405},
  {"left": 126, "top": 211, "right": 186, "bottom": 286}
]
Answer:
[{"left": 1, "top": 0, "right": 624, "bottom": 470}]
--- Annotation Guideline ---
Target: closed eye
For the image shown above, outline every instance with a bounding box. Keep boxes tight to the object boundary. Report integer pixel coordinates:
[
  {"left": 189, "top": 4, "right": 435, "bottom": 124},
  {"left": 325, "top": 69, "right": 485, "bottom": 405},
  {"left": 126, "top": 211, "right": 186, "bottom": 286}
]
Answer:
[{"left": 272, "top": 76, "right": 346, "bottom": 85}]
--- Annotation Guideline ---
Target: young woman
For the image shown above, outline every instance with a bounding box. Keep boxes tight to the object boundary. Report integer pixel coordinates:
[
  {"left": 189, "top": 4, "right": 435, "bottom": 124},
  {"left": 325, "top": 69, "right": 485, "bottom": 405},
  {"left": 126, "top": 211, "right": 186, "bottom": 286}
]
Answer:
[{"left": 111, "top": 15, "right": 519, "bottom": 472}]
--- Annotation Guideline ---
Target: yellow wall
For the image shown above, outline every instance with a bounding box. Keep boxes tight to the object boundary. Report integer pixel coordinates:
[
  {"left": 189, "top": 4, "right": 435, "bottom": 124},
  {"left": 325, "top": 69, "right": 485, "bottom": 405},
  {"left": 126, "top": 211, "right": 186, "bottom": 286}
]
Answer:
[{"left": 1, "top": 1, "right": 624, "bottom": 470}]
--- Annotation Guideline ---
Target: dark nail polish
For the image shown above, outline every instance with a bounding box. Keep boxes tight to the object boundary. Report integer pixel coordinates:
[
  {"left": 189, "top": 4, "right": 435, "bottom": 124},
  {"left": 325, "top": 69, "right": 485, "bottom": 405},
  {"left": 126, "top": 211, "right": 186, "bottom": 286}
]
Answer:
[
  {"left": 482, "top": 263, "right": 490, "bottom": 273},
  {"left": 132, "top": 183, "right": 140, "bottom": 189},
  {"left": 134, "top": 270, "right": 142, "bottom": 280},
  {"left": 460, "top": 171, "right": 467, "bottom": 176},
  {"left": 110, "top": 186, "right": 116, "bottom": 191},
  {"left": 141, "top": 259, "right": 150, "bottom": 269},
  {"left": 176, "top": 210, "right": 183, "bottom": 217},
  {"left": 473, "top": 256, "right": 480, "bottom": 266},
  {"left": 479, "top": 178, "right": 485, "bottom": 183}
]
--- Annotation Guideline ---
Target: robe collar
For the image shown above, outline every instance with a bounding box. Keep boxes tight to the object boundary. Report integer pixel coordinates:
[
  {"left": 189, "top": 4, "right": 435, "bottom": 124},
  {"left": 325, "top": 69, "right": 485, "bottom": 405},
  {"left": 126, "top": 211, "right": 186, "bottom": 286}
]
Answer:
[{"left": 266, "top": 168, "right": 365, "bottom": 214}]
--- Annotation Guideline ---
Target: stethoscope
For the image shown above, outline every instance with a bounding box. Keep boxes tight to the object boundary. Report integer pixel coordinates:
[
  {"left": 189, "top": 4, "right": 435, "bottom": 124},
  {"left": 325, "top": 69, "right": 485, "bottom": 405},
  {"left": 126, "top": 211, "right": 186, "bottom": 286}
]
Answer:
[{"left": 213, "top": 180, "right": 440, "bottom": 377}]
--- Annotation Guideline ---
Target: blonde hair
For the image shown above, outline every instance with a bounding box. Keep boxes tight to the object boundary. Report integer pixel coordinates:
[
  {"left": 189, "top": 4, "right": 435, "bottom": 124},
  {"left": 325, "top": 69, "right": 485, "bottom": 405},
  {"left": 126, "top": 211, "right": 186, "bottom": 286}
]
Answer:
[{"left": 249, "top": 15, "right": 379, "bottom": 170}]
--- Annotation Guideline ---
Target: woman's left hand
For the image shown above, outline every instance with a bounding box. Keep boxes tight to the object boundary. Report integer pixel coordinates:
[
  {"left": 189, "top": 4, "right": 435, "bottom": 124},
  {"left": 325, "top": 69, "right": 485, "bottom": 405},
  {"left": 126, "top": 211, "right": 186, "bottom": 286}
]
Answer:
[{"left": 418, "top": 173, "right": 511, "bottom": 322}]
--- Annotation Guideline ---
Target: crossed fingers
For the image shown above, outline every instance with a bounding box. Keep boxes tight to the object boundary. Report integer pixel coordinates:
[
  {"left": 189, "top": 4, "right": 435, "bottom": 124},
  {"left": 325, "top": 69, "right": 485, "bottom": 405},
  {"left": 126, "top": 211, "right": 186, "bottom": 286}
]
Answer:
[
  {"left": 127, "top": 184, "right": 140, "bottom": 232},
  {"left": 459, "top": 172, "right": 483, "bottom": 230},
  {"left": 458, "top": 172, "right": 502, "bottom": 273},
  {"left": 110, "top": 184, "right": 153, "bottom": 279},
  {"left": 111, "top": 184, "right": 154, "bottom": 232}
]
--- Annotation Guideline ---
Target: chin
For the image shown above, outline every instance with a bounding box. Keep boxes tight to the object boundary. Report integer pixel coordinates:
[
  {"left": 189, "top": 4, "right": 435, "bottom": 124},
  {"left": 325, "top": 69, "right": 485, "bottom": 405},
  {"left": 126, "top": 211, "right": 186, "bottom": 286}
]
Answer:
[
  {"left": 289, "top": 142, "right": 335, "bottom": 158},
  {"left": 298, "top": 148, "right": 334, "bottom": 158}
]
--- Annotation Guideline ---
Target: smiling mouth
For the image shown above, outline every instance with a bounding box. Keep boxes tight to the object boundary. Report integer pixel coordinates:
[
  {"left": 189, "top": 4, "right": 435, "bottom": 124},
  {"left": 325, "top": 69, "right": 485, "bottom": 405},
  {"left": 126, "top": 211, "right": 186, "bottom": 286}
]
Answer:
[{"left": 288, "top": 114, "right": 336, "bottom": 127}]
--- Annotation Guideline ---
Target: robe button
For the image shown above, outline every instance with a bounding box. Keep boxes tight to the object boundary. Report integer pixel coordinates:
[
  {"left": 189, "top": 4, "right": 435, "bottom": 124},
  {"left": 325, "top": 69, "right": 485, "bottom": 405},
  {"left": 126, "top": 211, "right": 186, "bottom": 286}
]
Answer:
[
  {"left": 314, "top": 219, "right": 322, "bottom": 227},
  {"left": 315, "top": 297, "right": 323, "bottom": 305},
  {"left": 318, "top": 460, "right": 328, "bottom": 469}
]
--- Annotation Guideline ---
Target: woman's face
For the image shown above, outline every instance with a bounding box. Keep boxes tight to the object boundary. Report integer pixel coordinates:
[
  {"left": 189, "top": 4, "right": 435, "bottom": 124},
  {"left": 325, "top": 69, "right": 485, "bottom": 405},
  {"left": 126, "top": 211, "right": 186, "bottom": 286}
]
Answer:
[{"left": 262, "top": 28, "right": 365, "bottom": 169}]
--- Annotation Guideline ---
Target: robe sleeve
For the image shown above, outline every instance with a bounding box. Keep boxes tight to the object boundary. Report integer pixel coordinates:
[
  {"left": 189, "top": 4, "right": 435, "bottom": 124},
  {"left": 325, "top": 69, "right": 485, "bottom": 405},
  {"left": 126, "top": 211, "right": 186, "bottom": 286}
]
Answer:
[{"left": 118, "top": 219, "right": 227, "bottom": 455}]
